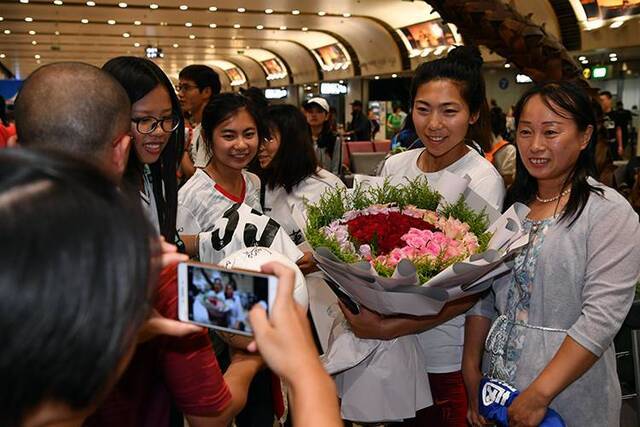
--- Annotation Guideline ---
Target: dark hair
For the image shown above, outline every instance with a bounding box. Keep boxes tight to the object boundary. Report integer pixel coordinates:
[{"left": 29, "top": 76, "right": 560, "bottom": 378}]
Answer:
[
  {"left": 506, "top": 81, "right": 603, "bottom": 225},
  {"left": 201, "top": 93, "right": 267, "bottom": 158},
  {"left": 0, "top": 148, "right": 154, "bottom": 426},
  {"left": 490, "top": 107, "right": 507, "bottom": 138},
  {"left": 0, "top": 95, "right": 8, "bottom": 127},
  {"left": 102, "top": 56, "right": 183, "bottom": 243},
  {"left": 598, "top": 90, "right": 612, "bottom": 99},
  {"left": 259, "top": 104, "right": 318, "bottom": 192},
  {"left": 408, "top": 45, "right": 491, "bottom": 152},
  {"left": 15, "top": 62, "right": 131, "bottom": 159},
  {"left": 302, "top": 103, "right": 337, "bottom": 158},
  {"left": 179, "top": 64, "right": 221, "bottom": 95}
]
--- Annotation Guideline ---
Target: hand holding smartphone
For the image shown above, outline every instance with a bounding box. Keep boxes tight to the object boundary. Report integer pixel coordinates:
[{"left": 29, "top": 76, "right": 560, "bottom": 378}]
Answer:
[{"left": 178, "top": 261, "right": 278, "bottom": 336}]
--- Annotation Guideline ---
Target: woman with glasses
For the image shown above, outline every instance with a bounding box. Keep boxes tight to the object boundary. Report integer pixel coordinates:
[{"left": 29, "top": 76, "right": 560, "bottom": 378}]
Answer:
[{"left": 103, "top": 56, "right": 183, "bottom": 243}]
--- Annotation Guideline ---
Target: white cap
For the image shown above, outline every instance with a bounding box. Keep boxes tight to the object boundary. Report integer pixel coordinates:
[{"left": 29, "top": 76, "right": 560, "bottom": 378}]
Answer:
[{"left": 304, "top": 97, "right": 330, "bottom": 113}]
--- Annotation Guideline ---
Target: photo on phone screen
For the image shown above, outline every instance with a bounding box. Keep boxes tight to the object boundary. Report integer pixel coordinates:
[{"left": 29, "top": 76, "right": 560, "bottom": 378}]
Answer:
[{"left": 183, "top": 264, "right": 273, "bottom": 335}]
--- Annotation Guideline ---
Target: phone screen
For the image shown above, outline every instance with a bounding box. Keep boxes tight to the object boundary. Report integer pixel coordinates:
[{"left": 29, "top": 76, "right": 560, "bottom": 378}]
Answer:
[{"left": 186, "top": 264, "right": 270, "bottom": 335}]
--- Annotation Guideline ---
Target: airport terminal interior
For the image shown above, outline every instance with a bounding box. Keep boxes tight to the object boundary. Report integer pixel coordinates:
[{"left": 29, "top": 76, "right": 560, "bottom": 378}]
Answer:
[{"left": 2, "top": 1, "right": 640, "bottom": 426}]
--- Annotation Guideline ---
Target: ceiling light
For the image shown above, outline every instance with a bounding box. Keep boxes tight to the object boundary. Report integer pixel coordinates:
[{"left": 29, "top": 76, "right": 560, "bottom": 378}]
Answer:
[
  {"left": 159, "top": 21, "right": 167, "bottom": 26},
  {"left": 209, "top": 23, "right": 217, "bottom": 28},
  {"left": 265, "top": 8, "right": 273, "bottom": 14},
  {"left": 20, "top": 0, "right": 29, "bottom": 3},
  {"left": 343, "top": 13, "right": 351, "bottom": 17},
  {"left": 318, "top": 11, "right": 326, "bottom": 16},
  {"left": 107, "top": 19, "right": 116, "bottom": 25},
  {"left": 611, "top": 56, "right": 618, "bottom": 62},
  {"left": 209, "top": 44, "right": 214, "bottom": 48},
  {"left": 256, "top": 24, "right": 263, "bottom": 30},
  {"left": 170, "top": 43, "right": 177, "bottom": 48},
  {"left": 302, "top": 27, "right": 308, "bottom": 31},
  {"left": 578, "top": 55, "right": 586, "bottom": 61},
  {"left": 31, "top": 40, "right": 37, "bottom": 45},
  {"left": 339, "top": 80, "right": 344, "bottom": 84},
  {"left": 504, "top": 63, "right": 511, "bottom": 69},
  {"left": 81, "top": 18, "right": 88, "bottom": 23},
  {"left": 86, "top": 1, "right": 95, "bottom": 5},
  {"left": 179, "top": 4, "right": 188, "bottom": 10},
  {"left": 34, "top": 54, "right": 41, "bottom": 59},
  {"left": 185, "top": 22, "right": 192, "bottom": 27},
  {"left": 280, "top": 26, "right": 287, "bottom": 30},
  {"left": 610, "top": 19, "right": 624, "bottom": 29},
  {"left": 233, "top": 23, "right": 241, "bottom": 28},
  {"left": 237, "top": 7, "right": 245, "bottom": 12},
  {"left": 3, "top": 30, "right": 11, "bottom": 35},
  {"left": 209, "top": 6, "right": 217, "bottom": 11},
  {"left": 54, "top": 30, "right": 60, "bottom": 35},
  {"left": 25, "top": 17, "right": 33, "bottom": 22},
  {"left": 189, "top": 34, "right": 196, "bottom": 39},
  {"left": 0, "top": 54, "right": 5, "bottom": 59},
  {"left": 609, "top": 52, "right": 617, "bottom": 57},
  {"left": 53, "top": 0, "right": 63, "bottom": 5},
  {"left": 149, "top": 3, "right": 158, "bottom": 9},
  {"left": 0, "top": 17, "right": 3, "bottom": 22},
  {"left": 118, "top": 2, "right": 127, "bottom": 7},
  {"left": 231, "top": 35, "right": 236, "bottom": 39},
  {"left": 292, "top": 9, "right": 300, "bottom": 15},
  {"left": 374, "top": 75, "right": 380, "bottom": 80},
  {"left": 245, "top": 45, "right": 250, "bottom": 49},
  {"left": 392, "top": 73, "right": 398, "bottom": 78},
  {"left": 29, "top": 30, "right": 36, "bottom": 34},
  {"left": 134, "top": 42, "right": 140, "bottom": 47},
  {"left": 122, "top": 32, "right": 130, "bottom": 38}
]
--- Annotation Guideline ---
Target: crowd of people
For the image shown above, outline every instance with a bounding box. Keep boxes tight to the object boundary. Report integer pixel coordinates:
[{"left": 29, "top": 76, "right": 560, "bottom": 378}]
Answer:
[{"left": 1, "top": 42, "right": 640, "bottom": 427}]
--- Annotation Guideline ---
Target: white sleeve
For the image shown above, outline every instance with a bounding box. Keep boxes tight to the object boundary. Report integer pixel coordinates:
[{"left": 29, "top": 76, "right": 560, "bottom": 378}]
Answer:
[{"left": 176, "top": 204, "right": 201, "bottom": 234}]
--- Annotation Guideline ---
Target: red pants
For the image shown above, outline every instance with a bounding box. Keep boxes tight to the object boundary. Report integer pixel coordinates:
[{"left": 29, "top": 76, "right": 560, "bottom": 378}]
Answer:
[{"left": 393, "top": 371, "right": 468, "bottom": 427}]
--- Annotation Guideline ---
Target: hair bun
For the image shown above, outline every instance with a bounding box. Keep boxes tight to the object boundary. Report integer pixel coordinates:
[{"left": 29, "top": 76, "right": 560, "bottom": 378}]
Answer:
[{"left": 447, "top": 45, "right": 484, "bottom": 69}]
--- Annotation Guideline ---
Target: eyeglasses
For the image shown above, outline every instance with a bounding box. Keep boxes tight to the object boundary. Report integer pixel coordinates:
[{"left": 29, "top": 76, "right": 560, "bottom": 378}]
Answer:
[
  {"left": 261, "top": 137, "right": 276, "bottom": 146},
  {"left": 174, "top": 84, "right": 199, "bottom": 93},
  {"left": 131, "top": 115, "right": 180, "bottom": 134}
]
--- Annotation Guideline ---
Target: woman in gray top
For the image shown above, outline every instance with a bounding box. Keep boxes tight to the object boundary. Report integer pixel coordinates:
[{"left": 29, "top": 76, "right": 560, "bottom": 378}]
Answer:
[{"left": 463, "top": 81, "right": 640, "bottom": 427}]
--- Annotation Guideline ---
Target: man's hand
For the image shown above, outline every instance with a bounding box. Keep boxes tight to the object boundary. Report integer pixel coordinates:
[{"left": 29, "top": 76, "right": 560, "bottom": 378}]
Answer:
[
  {"left": 339, "top": 302, "right": 390, "bottom": 339},
  {"left": 296, "top": 251, "right": 318, "bottom": 275}
]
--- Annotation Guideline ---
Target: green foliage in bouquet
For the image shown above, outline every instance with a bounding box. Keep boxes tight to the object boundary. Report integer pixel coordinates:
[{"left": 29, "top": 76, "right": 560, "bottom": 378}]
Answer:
[{"left": 440, "top": 196, "right": 492, "bottom": 250}]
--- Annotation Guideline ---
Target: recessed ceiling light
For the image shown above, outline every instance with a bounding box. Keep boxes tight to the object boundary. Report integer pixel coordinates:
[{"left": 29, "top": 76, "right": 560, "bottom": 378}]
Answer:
[
  {"left": 134, "top": 20, "right": 141, "bottom": 25},
  {"left": 122, "top": 32, "right": 130, "bottom": 37},
  {"left": 29, "top": 30, "right": 36, "bottom": 34},
  {"left": 578, "top": 56, "right": 586, "bottom": 61},
  {"left": 0, "top": 17, "right": 3, "bottom": 22},
  {"left": 0, "top": 54, "right": 5, "bottom": 58},
  {"left": 504, "top": 63, "right": 511, "bottom": 68},
  {"left": 231, "top": 35, "right": 236, "bottom": 40},
  {"left": 339, "top": 80, "right": 344, "bottom": 84},
  {"left": 160, "top": 21, "right": 167, "bottom": 26},
  {"left": 609, "top": 52, "right": 617, "bottom": 57},
  {"left": 53, "top": 0, "right": 63, "bottom": 5},
  {"left": 185, "top": 22, "right": 192, "bottom": 27},
  {"left": 86, "top": 0, "right": 95, "bottom": 5},
  {"left": 134, "top": 42, "right": 140, "bottom": 47},
  {"left": 392, "top": 73, "right": 398, "bottom": 78},
  {"left": 20, "top": 0, "right": 29, "bottom": 4},
  {"left": 209, "top": 44, "right": 214, "bottom": 48},
  {"left": 81, "top": 18, "right": 88, "bottom": 23},
  {"left": 149, "top": 3, "right": 158, "bottom": 9},
  {"left": 209, "top": 6, "right": 217, "bottom": 11},
  {"left": 265, "top": 8, "right": 273, "bottom": 14},
  {"left": 256, "top": 24, "right": 263, "bottom": 30},
  {"left": 245, "top": 45, "right": 250, "bottom": 49},
  {"left": 189, "top": 34, "right": 196, "bottom": 39},
  {"left": 237, "top": 7, "right": 245, "bottom": 13},
  {"left": 374, "top": 75, "right": 380, "bottom": 80},
  {"left": 611, "top": 56, "right": 618, "bottom": 62},
  {"left": 343, "top": 12, "right": 351, "bottom": 17},
  {"left": 34, "top": 54, "right": 41, "bottom": 59},
  {"left": 173, "top": 43, "right": 179, "bottom": 48},
  {"left": 25, "top": 17, "right": 33, "bottom": 22},
  {"left": 302, "top": 27, "right": 308, "bottom": 31},
  {"left": 3, "top": 30, "right": 11, "bottom": 35},
  {"left": 107, "top": 19, "right": 116, "bottom": 24},
  {"left": 209, "top": 23, "right": 217, "bottom": 28},
  {"left": 31, "top": 40, "right": 37, "bottom": 45},
  {"left": 292, "top": 9, "right": 300, "bottom": 15},
  {"left": 54, "top": 30, "right": 60, "bottom": 35},
  {"left": 179, "top": 4, "right": 188, "bottom": 10},
  {"left": 318, "top": 11, "right": 326, "bottom": 16},
  {"left": 233, "top": 23, "right": 241, "bottom": 28},
  {"left": 118, "top": 2, "right": 127, "bottom": 8},
  {"left": 280, "top": 26, "right": 287, "bottom": 30}
]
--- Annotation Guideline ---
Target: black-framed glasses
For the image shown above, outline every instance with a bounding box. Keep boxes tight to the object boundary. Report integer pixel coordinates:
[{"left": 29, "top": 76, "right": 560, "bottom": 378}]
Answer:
[
  {"left": 131, "top": 115, "right": 180, "bottom": 134},
  {"left": 174, "top": 83, "right": 199, "bottom": 93}
]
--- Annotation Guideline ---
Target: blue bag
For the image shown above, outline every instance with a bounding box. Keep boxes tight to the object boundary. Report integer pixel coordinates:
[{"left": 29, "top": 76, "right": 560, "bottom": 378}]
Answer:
[{"left": 479, "top": 378, "right": 566, "bottom": 426}]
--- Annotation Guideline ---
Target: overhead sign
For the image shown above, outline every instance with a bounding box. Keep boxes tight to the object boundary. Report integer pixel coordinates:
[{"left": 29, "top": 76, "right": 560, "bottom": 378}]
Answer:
[
  {"left": 592, "top": 66, "right": 608, "bottom": 79},
  {"left": 320, "top": 82, "right": 348, "bottom": 95},
  {"left": 515, "top": 74, "right": 532, "bottom": 84},
  {"left": 264, "top": 88, "right": 288, "bottom": 99}
]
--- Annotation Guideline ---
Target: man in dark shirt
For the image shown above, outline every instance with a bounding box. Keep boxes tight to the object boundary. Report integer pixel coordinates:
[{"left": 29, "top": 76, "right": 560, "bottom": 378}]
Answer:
[
  {"left": 346, "top": 100, "right": 372, "bottom": 141},
  {"left": 599, "top": 91, "right": 623, "bottom": 160},
  {"left": 614, "top": 101, "right": 633, "bottom": 158}
]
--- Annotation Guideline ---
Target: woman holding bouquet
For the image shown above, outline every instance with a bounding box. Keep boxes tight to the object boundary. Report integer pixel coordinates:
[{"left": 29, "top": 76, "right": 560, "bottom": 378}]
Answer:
[
  {"left": 342, "top": 45, "right": 505, "bottom": 426},
  {"left": 463, "top": 81, "right": 640, "bottom": 427}
]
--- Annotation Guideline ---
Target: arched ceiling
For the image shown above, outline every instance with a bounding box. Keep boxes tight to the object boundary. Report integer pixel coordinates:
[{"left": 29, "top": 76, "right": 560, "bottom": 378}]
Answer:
[{"left": 1, "top": 0, "right": 639, "bottom": 83}]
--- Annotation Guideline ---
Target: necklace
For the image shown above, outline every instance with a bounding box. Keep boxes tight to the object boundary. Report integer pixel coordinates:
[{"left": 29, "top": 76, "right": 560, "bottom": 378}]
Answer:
[{"left": 535, "top": 188, "right": 571, "bottom": 203}]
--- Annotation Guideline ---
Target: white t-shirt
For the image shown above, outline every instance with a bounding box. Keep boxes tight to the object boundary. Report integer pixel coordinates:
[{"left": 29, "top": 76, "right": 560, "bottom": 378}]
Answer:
[
  {"left": 177, "top": 168, "right": 262, "bottom": 234},
  {"left": 380, "top": 147, "right": 505, "bottom": 373},
  {"left": 263, "top": 168, "right": 345, "bottom": 243},
  {"left": 189, "top": 125, "right": 212, "bottom": 168}
]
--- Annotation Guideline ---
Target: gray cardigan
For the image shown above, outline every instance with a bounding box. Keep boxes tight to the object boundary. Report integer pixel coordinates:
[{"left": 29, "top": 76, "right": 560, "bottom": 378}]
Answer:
[{"left": 471, "top": 181, "right": 640, "bottom": 426}]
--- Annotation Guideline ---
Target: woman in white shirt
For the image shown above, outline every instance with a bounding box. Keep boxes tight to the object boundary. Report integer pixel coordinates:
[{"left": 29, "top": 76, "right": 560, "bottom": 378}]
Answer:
[
  {"left": 341, "top": 45, "right": 505, "bottom": 427},
  {"left": 255, "top": 104, "right": 345, "bottom": 273}
]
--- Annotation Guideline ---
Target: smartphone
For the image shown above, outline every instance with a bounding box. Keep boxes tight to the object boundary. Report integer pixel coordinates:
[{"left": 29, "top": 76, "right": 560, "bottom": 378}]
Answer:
[{"left": 178, "top": 261, "right": 278, "bottom": 336}]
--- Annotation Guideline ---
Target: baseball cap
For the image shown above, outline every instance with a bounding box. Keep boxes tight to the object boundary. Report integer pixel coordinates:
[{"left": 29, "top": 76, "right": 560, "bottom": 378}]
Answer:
[{"left": 303, "top": 97, "right": 330, "bottom": 113}]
